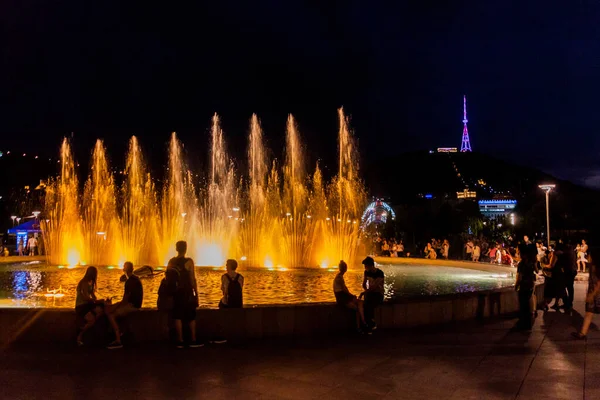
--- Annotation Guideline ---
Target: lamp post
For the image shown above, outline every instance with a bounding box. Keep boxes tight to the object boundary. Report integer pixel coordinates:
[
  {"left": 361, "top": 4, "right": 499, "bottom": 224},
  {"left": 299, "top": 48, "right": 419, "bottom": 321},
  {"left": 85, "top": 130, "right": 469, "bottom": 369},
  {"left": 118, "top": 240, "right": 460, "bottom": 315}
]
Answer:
[
  {"left": 11, "top": 216, "right": 16, "bottom": 226},
  {"left": 538, "top": 184, "right": 556, "bottom": 246}
]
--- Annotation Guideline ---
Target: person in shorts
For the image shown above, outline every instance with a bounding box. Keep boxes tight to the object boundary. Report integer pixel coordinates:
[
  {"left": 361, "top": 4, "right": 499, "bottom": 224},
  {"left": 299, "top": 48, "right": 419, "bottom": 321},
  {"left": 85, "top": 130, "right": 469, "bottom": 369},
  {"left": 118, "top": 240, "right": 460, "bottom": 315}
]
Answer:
[
  {"left": 105, "top": 261, "right": 143, "bottom": 349},
  {"left": 334, "top": 260, "right": 366, "bottom": 332},
  {"left": 75, "top": 266, "right": 104, "bottom": 346},
  {"left": 167, "top": 241, "right": 202, "bottom": 348}
]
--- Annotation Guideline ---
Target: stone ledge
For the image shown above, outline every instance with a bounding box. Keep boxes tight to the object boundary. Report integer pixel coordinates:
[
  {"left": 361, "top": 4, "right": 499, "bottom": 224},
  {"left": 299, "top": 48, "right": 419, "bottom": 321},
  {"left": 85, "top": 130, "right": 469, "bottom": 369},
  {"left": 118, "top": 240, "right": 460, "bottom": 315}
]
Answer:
[{"left": 0, "top": 284, "right": 543, "bottom": 345}]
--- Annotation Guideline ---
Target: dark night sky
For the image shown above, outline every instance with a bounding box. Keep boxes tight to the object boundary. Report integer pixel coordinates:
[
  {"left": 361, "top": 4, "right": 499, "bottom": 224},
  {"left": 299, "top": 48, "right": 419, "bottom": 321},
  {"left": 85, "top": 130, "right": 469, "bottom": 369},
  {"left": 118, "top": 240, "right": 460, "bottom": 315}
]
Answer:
[{"left": 2, "top": 1, "right": 600, "bottom": 187}]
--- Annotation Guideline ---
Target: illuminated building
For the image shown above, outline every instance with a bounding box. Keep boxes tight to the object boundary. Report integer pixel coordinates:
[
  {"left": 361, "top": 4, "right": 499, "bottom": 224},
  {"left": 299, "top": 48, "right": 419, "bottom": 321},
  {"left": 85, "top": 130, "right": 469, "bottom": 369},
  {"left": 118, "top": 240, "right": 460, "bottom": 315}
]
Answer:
[
  {"left": 457, "top": 189, "right": 476, "bottom": 199},
  {"left": 478, "top": 199, "right": 516, "bottom": 219}
]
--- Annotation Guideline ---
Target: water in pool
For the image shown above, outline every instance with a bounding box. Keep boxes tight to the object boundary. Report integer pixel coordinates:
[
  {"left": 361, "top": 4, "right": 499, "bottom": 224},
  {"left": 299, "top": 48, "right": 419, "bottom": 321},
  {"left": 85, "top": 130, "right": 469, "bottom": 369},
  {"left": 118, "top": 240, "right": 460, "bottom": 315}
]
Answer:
[{"left": 0, "top": 262, "right": 515, "bottom": 308}]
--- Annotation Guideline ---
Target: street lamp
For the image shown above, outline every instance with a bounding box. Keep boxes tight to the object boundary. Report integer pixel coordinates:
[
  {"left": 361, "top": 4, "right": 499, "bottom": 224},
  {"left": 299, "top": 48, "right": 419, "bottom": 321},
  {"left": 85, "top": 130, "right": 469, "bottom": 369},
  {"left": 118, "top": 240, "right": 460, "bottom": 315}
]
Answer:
[
  {"left": 32, "top": 211, "right": 40, "bottom": 220},
  {"left": 11, "top": 216, "right": 16, "bottom": 226},
  {"left": 538, "top": 184, "right": 556, "bottom": 246}
]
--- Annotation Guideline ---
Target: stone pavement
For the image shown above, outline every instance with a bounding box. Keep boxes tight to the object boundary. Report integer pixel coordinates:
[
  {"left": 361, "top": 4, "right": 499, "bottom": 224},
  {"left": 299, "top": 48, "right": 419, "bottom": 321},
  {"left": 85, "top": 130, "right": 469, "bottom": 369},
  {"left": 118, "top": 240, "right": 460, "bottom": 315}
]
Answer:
[{"left": 0, "top": 281, "right": 597, "bottom": 400}]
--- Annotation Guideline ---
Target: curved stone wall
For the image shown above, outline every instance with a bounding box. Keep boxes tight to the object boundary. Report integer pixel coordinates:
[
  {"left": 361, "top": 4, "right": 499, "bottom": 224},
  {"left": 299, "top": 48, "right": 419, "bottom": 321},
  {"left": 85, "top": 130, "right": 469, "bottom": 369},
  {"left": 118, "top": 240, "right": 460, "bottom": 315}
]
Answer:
[{"left": 0, "top": 284, "right": 544, "bottom": 346}]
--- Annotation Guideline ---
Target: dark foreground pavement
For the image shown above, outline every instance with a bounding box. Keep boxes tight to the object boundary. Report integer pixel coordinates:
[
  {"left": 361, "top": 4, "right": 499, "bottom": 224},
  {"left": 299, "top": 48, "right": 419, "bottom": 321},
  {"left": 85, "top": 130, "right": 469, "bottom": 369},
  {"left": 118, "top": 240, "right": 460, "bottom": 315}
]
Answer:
[{"left": 1, "top": 282, "right": 598, "bottom": 400}]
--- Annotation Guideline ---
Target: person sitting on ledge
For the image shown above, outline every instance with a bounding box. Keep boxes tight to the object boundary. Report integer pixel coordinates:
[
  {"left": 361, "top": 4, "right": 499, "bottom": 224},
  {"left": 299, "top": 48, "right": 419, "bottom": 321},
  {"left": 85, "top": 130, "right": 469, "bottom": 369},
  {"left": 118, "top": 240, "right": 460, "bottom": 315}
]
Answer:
[
  {"left": 105, "top": 261, "right": 143, "bottom": 350},
  {"left": 210, "top": 259, "right": 245, "bottom": 345},
  {"left": 75, "top": 266, "right": 103, "bottom": 346},
  {"left": 359, "top": 256, "right": 385, "bottom": 332},
  {"left": 334, "top": 260, "right": 366, "bottom": 333},
  {"left": 219, "top": 259, "right": 244, "bottom": 310}
]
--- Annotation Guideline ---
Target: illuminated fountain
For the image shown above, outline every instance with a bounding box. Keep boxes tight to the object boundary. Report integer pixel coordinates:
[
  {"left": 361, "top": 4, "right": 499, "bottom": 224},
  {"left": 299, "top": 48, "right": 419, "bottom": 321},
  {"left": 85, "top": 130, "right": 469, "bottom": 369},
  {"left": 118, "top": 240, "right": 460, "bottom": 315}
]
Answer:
[{"left": 43, "top": 109, "right": 365, "bottom": 268}]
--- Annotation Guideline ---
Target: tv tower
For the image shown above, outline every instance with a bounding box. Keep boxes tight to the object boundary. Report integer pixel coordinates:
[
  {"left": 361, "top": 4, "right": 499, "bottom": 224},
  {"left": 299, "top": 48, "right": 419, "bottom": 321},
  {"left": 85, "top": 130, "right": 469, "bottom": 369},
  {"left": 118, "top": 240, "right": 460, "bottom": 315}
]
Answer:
[{"left": 460, "top": 95, "right": 472, "bottom": 152}]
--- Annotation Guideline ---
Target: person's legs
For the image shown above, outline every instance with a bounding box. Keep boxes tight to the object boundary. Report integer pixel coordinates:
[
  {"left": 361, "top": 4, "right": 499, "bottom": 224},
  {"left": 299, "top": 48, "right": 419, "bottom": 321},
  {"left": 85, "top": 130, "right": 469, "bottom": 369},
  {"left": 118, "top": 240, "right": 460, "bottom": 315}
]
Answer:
[
  {"left": 77, "top": 312, "right": 96, "bottom": 343},
  {"left": 107, "top": 303, "right": 136, "bottom": 345},
  {"left": 355, "top": 299, "right": 366, "bottom": 325},
  {"left": 174, "top": 319, "right": 183, "bottom": 342},
  {"left": 363, "top": 295, "right": 375, "bottom": 326},
  {"left": 106, "top": 309, "right": 122, "bottom": 343},
  {"left": 364, "top": 293, "right": 383, "bottom": 329},
  {"left": 580, "top": 312, "right": 594, "bottom": 335},
  {"left": 517, "top": 288, "right": 533, "bottom": 329},
  {"left": 564, "top": 275, "right": 575, "bottom": 308},
  {"left": 189, "top": 320, "right": 196, "bottom": 342}
]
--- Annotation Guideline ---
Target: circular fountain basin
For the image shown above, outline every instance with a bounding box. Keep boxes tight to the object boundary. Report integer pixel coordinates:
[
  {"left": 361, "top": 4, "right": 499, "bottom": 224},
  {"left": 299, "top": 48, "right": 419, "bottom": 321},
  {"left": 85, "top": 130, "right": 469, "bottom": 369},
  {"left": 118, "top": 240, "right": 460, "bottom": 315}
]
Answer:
[
  {"left": 0, "top": 259, "right": 543, "bottom": 345},
  {"left": 0, "top": 259, "right": 515, "bottom": 309}
]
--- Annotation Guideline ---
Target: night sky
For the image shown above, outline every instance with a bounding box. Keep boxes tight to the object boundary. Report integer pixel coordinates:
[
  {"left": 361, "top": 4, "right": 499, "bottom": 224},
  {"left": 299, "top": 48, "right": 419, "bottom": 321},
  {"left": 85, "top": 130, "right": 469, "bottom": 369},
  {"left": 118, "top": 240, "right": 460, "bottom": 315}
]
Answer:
[{"left": 2, "top": 1, "right": 600, "bottom": 187}]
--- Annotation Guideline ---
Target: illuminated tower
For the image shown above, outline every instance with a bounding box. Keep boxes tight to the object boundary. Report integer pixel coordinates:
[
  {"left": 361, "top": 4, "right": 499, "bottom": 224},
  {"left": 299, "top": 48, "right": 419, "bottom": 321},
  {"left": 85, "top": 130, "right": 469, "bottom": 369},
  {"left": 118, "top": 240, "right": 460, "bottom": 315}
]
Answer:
[{"left": 460, "top": 95, "right": 472, "bottom": 152}]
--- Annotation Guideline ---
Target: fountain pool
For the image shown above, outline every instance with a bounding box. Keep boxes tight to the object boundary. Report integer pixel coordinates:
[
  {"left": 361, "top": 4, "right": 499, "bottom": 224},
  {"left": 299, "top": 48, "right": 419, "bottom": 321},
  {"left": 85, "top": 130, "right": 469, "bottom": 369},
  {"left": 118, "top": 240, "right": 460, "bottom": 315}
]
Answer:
[{"left": 0, "top": 262, "right": 515, "bottom": 309}]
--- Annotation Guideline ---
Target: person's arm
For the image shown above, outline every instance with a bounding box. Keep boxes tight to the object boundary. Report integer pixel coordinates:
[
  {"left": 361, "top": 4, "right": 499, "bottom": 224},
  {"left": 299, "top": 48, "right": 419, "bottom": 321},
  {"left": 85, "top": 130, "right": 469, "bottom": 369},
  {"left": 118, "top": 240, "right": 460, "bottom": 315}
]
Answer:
[
  {"left": 221, "top": 275, "right": 228, "bottom": 298},
  {"left": 371, "top": 277, "right": 384, "bottom": 293},
  {"left": 186, "top": 259, "right": 197, "bottom": 293},
  {"left": 362, "top": 274, "right": 367, "bottom": 291},
  {"left": 121, "top": 280, "right": 130, "bottom": 304}
]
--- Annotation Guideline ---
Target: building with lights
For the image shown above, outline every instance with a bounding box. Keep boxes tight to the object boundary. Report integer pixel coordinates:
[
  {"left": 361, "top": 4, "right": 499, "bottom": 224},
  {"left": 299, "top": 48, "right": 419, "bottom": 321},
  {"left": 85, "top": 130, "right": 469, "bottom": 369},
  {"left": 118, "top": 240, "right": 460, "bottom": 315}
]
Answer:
[
  {"left": 478, "top": 199, "right": 516, "bottom": 220},
  {"left": 457, "top": 189, "right": 476, "bottom": 199}
]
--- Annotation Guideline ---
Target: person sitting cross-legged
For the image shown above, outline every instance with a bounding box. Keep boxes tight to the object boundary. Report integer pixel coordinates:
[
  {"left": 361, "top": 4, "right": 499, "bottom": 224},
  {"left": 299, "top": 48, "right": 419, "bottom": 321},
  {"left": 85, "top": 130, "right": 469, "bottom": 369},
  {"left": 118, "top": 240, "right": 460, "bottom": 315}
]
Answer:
[
  {"left": 105, "top": 261, "right": 143, "bottom": 349},
  {"left": 334, "top": 260, "right": 367, "bottom": 333}
]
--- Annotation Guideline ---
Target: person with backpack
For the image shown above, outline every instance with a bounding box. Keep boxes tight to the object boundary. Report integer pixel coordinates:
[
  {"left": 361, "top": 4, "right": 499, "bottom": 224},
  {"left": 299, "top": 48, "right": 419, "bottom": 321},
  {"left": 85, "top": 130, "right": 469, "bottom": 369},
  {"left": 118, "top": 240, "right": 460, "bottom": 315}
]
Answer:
[
  {"left": 208, "top": 259, "right": 244, "bottom": 345},
  {"left": 219, "top": 259, "right": 244, "bottom": 309},
  {"left": 167, "top": 241, "right": 202, "bottom": 349}
]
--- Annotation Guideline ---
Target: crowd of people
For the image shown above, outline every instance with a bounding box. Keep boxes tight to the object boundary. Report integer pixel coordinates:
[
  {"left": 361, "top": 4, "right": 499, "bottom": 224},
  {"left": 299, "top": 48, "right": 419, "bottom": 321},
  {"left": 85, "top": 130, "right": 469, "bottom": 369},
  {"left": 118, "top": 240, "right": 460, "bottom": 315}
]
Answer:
[
  {"left": 75, "top": 240, "right": 245, "bottom": 349},
  {"left": 75, "top": 241, "right": 386, "bottom": 348},
  {"left": 0, "top": 234, "right": 40, "bottom": 257},
  {"left": 73, "top": 234, "right": 599, "bottom": 346},
  {"left": 372, "top": 237, "right": 406, "bottom": 257},
  {"left": 506, "top": 235, "right": 600, "bottom": 337}
]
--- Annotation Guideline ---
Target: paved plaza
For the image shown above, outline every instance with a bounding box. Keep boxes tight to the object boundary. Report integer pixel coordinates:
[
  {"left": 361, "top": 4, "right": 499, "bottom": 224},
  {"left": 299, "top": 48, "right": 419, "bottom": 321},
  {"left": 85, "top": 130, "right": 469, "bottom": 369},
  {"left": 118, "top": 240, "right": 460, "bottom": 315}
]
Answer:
[{"left": 0, "top": 281, "right": 598, "bottom": 399}]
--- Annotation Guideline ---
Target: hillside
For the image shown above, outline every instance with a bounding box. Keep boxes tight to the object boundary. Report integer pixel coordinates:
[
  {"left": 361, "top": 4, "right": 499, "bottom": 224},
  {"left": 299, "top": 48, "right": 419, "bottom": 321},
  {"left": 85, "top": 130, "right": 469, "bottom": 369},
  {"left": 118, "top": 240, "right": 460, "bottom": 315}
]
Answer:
[{"left": 364, "top": 151, "right": 600, "bottom": 238}]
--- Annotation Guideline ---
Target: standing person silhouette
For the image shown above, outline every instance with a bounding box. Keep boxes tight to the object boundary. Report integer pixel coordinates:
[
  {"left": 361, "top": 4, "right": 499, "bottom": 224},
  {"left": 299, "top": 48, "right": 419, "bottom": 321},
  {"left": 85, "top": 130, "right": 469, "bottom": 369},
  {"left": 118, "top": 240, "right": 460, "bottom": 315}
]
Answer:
[{"left": 167, "top": 241, "right": 202, "bottom": 348}]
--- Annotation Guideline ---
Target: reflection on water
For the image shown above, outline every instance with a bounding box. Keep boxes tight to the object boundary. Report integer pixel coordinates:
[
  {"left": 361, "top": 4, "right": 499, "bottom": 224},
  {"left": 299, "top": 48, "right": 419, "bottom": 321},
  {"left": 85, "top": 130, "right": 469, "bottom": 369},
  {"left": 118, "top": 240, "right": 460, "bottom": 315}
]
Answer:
[{"left": 0, "top": 263, "right": 515, "bottom": 308}]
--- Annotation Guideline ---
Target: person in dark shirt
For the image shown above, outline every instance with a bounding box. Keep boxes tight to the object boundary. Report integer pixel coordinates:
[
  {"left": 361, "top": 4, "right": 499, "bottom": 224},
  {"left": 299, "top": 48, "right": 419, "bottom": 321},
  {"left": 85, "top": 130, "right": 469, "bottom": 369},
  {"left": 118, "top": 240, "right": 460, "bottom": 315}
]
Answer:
[
  {"left": 105, "top": 261, "right": 143, "bottom": 349},
  {"left": 515, "top": 244, "right": 536, "bottom": 331},
  {"left": 359, "top": 256, "right": 385, "bottom": 331}
]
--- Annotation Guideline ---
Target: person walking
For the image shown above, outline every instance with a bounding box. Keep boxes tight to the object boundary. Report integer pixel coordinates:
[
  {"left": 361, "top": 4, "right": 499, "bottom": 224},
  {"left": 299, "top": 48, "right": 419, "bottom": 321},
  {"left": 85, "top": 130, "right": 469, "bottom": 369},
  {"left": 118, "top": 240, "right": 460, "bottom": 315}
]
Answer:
[
  {"left": 560, "top": 243, "right": 577, "bottom": 310},
  {"left": 167, "top": 241, "right": 202, "bottom": 348},
  {"left": 573, "top": 254, "right": 600, "bottom": 339},
  {"left": 27, "top": 235, "right": 38, "bottom": 256},
  {"left": 515, "top": 244, "right": 537, "bottom": 331}
]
